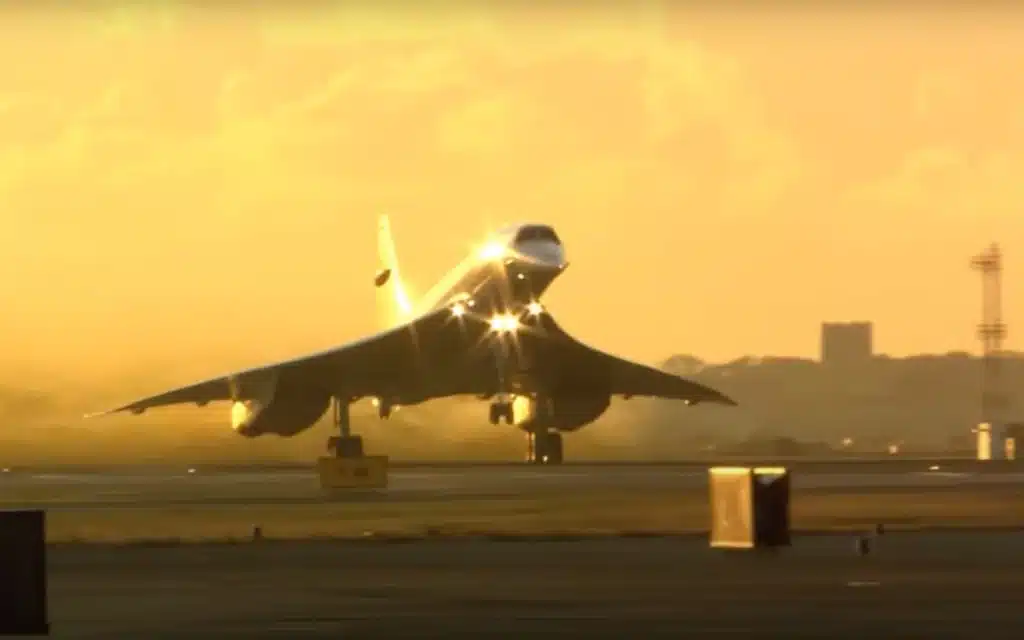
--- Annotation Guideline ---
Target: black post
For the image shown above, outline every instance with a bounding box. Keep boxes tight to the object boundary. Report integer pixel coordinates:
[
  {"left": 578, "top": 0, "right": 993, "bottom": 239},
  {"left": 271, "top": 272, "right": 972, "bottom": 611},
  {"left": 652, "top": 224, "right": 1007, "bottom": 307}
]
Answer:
[{"left": 0, "top": 510, "right": 49, "bottom": 635}]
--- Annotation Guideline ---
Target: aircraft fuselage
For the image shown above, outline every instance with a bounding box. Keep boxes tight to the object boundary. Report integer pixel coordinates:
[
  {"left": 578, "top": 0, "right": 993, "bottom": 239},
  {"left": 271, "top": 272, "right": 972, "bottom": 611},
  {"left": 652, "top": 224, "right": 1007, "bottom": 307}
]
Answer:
[{"left": 421, "top": 223, "right": 568, "bottom": 318}]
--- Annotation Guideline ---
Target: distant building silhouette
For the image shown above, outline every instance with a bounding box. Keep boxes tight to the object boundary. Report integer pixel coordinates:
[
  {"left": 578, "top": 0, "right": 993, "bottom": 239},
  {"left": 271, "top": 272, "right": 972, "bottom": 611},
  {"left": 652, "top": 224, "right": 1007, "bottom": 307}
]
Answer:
[{"left": 820, "top": 322, "right": 873, "bottom": 365}]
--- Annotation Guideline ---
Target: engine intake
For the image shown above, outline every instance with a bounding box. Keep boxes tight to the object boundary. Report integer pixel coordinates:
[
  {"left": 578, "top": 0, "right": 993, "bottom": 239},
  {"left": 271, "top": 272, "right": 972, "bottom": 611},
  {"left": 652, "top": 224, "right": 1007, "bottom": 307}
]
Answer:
[
  {"left": 511, "top": 394, "right": 610, "bottom": 432},
  {"left": 232, "top": 384, "right": 332, "bottom": 437}
]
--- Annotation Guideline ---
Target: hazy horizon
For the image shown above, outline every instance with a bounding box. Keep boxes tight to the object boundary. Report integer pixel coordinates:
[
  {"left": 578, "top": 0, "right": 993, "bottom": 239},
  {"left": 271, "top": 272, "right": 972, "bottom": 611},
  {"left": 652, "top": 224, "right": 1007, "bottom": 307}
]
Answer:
[{"left": 2, "top": 3, "right": 1022, "bottom": 393}]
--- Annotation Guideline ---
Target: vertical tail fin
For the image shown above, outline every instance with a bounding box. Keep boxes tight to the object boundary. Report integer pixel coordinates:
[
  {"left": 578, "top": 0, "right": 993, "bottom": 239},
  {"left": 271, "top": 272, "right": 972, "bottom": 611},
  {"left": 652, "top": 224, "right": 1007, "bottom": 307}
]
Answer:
[{"left": 375, "top": 214, "right": 415, "bottom": 328}]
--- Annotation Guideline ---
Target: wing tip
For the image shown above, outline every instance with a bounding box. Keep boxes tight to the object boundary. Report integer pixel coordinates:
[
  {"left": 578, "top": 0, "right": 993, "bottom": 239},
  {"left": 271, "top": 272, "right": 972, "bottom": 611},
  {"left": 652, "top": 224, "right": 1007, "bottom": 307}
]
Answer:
[
  {"left": 83, "top": 405, "right": 141, "bottom": 419},
  {"left": 696, "top": 386, "right": 736, "bottom": 407},
  {"left": 84, "top": 407, "right": 129, "bottom": 418},
  {"left": 713, "top": 391, "right": 737, "bottom": 406}
]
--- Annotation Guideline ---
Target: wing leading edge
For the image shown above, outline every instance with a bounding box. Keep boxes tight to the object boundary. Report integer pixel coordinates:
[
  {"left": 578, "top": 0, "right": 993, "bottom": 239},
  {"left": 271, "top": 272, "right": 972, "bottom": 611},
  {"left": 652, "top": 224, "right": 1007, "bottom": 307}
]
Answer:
[
  {"left": 89, "top": 305, "right": 734, "bottom": 418},
  {"left": 87, "top": 305, "right": 489, "bottom": 417},
  {"left": 511, "top": 312, "right": 736, "bottom": 406}
]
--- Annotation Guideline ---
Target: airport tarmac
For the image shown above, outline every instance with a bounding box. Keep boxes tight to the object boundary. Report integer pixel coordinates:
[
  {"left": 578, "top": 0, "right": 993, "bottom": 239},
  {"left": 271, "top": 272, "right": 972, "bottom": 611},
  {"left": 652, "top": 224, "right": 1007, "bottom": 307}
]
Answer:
[
  {"left": 4, "top": 464, "right": 1023, "bottom": 543},
  {"left": 2, "top": 464, "right": 1024, "bottom": 511},
  {"left": 43, "top": 532, "right": 1024, "bottom": 638}
]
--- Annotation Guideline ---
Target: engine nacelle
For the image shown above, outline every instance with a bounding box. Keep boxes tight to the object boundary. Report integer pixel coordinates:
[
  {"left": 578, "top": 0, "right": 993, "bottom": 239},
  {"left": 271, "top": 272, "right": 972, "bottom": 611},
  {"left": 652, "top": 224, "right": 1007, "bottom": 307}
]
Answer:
[
  {"left": 231, "top": 385, "right": 332, "bottom": 437},
  {"left": 510, "top": 394, "right": 610, "bottom": 432}
]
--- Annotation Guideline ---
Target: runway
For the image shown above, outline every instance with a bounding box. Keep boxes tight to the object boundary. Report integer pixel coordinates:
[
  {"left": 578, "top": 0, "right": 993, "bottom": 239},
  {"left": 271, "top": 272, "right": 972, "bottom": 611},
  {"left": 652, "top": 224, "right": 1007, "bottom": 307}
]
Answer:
[
  {"left": 3, "top": 464, "right": 1024, "bottom": 510},
  {"left": 5, "top": 463, "right": 1023, "bottom": 544},
  {"left": 43, "top": 532, "right": 1024, "bottom": 638},
  {"left": 9, "top": 464, "right": 1024, "bottom": 636}
]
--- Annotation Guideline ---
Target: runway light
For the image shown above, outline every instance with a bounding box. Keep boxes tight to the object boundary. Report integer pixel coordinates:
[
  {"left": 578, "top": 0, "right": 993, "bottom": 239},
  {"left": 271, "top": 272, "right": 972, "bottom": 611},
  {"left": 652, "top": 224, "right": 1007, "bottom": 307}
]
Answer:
[
  {"left": 489, "top": 313, "right": 519, "bottom": 332},
  {"left": 527, "top": 301, "right": 543, "bottom": 316}
]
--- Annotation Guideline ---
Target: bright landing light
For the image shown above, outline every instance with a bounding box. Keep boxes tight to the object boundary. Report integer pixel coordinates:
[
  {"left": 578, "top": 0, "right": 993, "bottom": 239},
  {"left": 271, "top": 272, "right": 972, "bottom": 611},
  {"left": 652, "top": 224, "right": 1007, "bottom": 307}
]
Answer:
[
  {"left": 477, "top": 241, "right": 506, "bottom": 261},
  {"left": 489, "top": 313, "right": 519, "bottom": 332},
  {"left": 526, "top": 302, "right": 543, "bottom": 316},
  {"left": 451, "top": 302, "right": 466, "bottom": 317}
]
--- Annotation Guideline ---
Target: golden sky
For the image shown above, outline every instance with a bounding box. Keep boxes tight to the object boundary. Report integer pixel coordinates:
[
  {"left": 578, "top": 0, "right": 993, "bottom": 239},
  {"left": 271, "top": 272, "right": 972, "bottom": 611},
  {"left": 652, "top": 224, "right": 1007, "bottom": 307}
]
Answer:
[{"left": 1, "top": 3, "right": 1022, "bottom": 386}]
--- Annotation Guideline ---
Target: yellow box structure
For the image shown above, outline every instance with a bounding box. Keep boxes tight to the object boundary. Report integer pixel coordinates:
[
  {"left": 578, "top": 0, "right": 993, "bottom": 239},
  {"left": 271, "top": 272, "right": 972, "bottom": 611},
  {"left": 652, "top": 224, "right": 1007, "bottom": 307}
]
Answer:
[
  {"left": 709, "top": 466, "right": 791, "bottom": 550},
  {"left": 977, "top": 423, "right": 994, "bottom": 460},
  {"left": 316, "top": 455, "right": 389, "bottom": 490}
]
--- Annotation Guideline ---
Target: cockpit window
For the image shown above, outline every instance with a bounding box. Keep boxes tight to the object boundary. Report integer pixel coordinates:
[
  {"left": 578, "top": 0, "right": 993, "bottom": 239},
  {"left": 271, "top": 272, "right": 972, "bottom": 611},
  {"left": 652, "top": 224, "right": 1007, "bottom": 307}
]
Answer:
[{"left": 514, "top": 225, "right": 561, "bottom": 245}]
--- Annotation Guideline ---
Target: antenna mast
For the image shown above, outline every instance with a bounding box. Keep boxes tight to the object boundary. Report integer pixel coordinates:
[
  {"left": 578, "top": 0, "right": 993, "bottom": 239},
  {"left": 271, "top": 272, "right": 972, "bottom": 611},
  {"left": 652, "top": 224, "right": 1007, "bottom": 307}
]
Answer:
[{"left": 971, "top": 243, "right": 1007, "bottom": 428}]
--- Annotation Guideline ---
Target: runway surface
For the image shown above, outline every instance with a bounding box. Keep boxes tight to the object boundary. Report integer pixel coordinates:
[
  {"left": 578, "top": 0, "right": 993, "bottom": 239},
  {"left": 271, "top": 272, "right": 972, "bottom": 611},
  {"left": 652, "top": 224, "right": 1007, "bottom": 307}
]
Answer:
[
  {"left": 2, "top": 463, "right": 1024, "bottom": 510},
  {"left": 43, "top": 532, "right": 1024, "bottom": 638},
  {"left": 10, "top": 464, "right": 1024, "bottom": 636}
]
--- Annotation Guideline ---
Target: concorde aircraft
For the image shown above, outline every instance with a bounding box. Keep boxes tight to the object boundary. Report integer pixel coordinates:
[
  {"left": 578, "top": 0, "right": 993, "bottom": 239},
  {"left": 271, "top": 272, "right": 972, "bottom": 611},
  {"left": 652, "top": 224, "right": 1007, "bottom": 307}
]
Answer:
[{"left": 88, "top": 216, "right": 735, "bottom": 464}]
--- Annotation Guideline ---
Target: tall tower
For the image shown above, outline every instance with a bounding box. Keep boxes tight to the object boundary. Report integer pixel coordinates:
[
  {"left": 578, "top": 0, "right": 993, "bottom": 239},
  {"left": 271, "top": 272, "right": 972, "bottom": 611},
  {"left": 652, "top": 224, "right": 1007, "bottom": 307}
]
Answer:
[{"left": 970, "top": 243, "right": 1007, "bottom": 431}]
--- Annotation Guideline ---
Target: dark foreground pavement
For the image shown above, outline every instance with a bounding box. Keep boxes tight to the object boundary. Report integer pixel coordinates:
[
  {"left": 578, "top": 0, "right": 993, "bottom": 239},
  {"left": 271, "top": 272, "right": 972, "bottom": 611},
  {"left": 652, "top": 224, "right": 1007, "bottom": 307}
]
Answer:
[{"left": 46, "top": 532, "right": 1024, "bottom": 639}]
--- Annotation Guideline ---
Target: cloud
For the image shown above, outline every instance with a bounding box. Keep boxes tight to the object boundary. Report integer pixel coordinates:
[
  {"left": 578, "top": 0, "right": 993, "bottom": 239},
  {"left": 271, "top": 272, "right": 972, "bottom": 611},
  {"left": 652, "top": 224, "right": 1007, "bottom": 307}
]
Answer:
[
  {"left": 0, "top": 5, "right": 799, "bottom": 212},
  {"left": 0, "top": 4, "right": 811, "bottom": 376},
  {"left": 436, "top": 91, "right": 538, "bottom": 158},
  {"left": 88, "top": 2, "right": 179, "bottom": 40},
  {"left": 257, "top": 3, "right": 501, "bottom": 49},
  {"left": 849, "top": 146, "right": 1024, "bottom": 223},
  {"left": 912, "top": 69, "right": 968, "bottom": 121}
]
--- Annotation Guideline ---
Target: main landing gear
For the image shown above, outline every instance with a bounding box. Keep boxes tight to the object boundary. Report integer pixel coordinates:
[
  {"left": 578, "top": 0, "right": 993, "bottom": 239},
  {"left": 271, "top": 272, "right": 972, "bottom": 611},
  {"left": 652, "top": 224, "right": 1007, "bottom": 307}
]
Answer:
[
  {"left": 527, "top": 430, "right": 563, "bottom": 465},
  {"left": 319, "top": 397, "right": 388, "bottom": 489},
  {"left": 485, "top": 333, "right": 564, "bottom": 464},
  {"left": 489, "top": 396, "right": 564, "bottom": 464},
  {"left": 489, "top": 399, "right": 513, "bottom": 425},
  {"left": 326, "top": 397, "right": 364, "bottom": 458}
]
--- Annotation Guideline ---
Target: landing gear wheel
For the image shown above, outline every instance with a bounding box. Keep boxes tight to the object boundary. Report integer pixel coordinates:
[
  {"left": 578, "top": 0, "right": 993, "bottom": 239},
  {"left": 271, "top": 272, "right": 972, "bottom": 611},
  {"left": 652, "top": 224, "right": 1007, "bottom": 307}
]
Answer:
[
  {"left": 545, "top": 433, "right": 563, "bottom": 464},
  {"left": 327, "top": 435, "right": 364, "bottom": 458},
  {"left": 489, "top": 401, "right": 512, "bottom": 425},
  {"left": 527, "top": 431, "right": 564, "bottom": 465}
]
